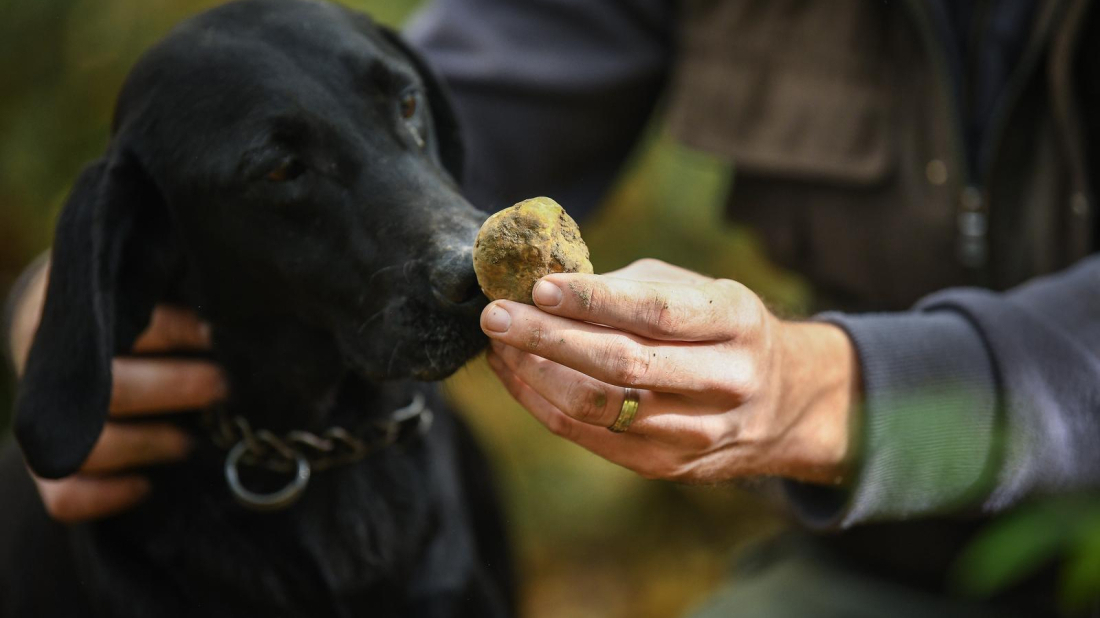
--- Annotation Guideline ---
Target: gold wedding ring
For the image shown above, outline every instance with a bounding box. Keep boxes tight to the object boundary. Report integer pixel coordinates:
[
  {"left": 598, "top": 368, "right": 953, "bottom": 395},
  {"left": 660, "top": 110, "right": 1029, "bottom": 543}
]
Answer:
[{"left": 608, "top": 388, "right": 640, "bottom": 433}]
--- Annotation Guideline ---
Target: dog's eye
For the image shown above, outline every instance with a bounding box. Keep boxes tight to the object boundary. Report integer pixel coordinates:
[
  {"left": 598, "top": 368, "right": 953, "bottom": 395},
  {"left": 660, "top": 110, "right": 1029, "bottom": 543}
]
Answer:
[
  {"left": 267, "top": 158, "right": 306, "bottom": 183},
  {"left": 398, "top": 89, "right": 427, "bottom": 149},
  {"left": 400, "top": 93, "right": 418, "bottom": 120}
]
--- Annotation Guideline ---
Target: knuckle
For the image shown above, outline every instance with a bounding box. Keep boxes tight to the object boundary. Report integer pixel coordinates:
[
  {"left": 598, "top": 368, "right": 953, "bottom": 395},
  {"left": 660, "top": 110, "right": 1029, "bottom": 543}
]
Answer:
[
  {"left": 567, "top": 382, "right": 611, "bottom": 424},
  {"left": 178, "top": 367, "right": 204, "bottom": 398},
  {"left": 723, "top": 361, "right": 761, "bottom": 401},
  {"left": 634, "top": 457, "right": 667, "bottom": 480},
  {"left": 605, "top": 341, "right": 652, "bottom": 385},
  {"left": 511, "top": 350, "right": 542, "bottom": 377},
  {"left": 736, "top": 419, "right": 767, "bottom": 449},
  {"left": 500, "top": 373, "right": 526, "bottom": 402},
  {"left": 628, "top": 258, "right": 661, "bottom": 272},
  {"left": 636, "top": 454, "right": 689, "bottom": 481},
  {"left": 739, "top": 294, "right": 769, "bottom": 332},
  {"left": 664, "top": 463, "right": 695, "bottom": 483},
  {"left": 178, "top": 365, "right": 218, "bottom": 405},
  {"left": 544, "top": 413, "right": 576, "bottom": 441},
  {"left": 743, "top": 364, "right": 765, "bottom": 396},
  {"left": 168, "top": 318, "right": 196, "bottom": 348},
  {"left": 713, "top": 280, "right": 767, "bottom": 338},
  {"left": 680, "top": 424, "right": 720, "bottom": 453},
  {"left": 185, "top": 360, "right": 226, "bottom": 404},
  {"left": 640, "top": 291, "right": 679, "bottom": 338},
  {"left": 579, "top": 281, "right": 605, "bottom": 315},
  {"left": 738, "top": 362, "right": 763, "bottom": 394},
  {"left": 711, "top": 278, "right": 745, "bottom": 297},
  {"left": 150, "top": 425, "right": 188, "bottom": 458},
  {"left": 524, "top": 324, "right": 544, "bottom": 351}
]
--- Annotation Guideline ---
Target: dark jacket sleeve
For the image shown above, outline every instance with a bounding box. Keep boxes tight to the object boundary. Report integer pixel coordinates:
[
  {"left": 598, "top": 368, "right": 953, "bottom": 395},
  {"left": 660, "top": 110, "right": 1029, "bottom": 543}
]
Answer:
[
  {"left": 788, "top": 255, "right": 1100, "bottom": 528},
  {"left": 404, "top": 0, "right": 675, "bottom": 221}
]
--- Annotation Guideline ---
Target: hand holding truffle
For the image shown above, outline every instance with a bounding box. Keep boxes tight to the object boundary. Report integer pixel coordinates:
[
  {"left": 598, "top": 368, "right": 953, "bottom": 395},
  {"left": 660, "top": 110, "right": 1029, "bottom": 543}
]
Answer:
[{"left": 478, "top": 215, "right": 862, "bottom": 485}]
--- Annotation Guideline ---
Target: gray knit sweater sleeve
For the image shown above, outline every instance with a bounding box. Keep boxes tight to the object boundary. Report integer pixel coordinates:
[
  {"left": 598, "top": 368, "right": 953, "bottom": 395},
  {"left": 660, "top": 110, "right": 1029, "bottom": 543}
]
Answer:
[{"left": 787, "top": 255, "right": 1100, "bottom": 528}]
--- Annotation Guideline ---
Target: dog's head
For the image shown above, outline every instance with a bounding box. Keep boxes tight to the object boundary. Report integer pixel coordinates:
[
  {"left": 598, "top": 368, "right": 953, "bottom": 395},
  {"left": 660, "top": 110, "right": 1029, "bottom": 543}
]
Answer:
[{"left": 16, "top": 0, "right": 490, "bottom": 478}]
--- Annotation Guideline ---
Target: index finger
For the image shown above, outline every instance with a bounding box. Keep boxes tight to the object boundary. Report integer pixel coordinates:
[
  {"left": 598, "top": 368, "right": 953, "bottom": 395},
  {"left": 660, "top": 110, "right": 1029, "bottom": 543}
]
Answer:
[
  {"left": 531, "top": 273, "right": 758, "bottom": 342},
  {"left": 481, "top": 301, "right": 744, "bottom": 394},
  {"left": 131, "top": 305, "right": 212, "bottom": 353}
]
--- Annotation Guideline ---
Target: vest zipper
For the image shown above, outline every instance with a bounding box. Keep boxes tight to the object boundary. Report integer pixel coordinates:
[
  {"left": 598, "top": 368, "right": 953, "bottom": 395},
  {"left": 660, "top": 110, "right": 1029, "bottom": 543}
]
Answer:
[
  {"left": 1047, "top": 0, "right": 1094, "bottom": 261},
  {"left": 977, "top": 0, "right": 1067, "bottom": 187},
  {"left": 904, "top": 0, "right": 1073, "bottom": 275},
  {"left": 901, "top": 0, "right": 973, "bottom": 185},
  {"left": 900, "top": 0, "right": 984, "bottom": 272},
  {"left": 958, "top": 0, "right": 997, "bottom": 270},
  {"left": 976, "top": 0, "right": 1074, "bottom": 272}
]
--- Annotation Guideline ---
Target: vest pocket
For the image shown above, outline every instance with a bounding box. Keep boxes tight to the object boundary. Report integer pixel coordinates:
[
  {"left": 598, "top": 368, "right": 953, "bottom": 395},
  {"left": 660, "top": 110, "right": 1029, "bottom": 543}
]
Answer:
[{"left": 667, "top": 0, "right": 896, "bottom": 187}]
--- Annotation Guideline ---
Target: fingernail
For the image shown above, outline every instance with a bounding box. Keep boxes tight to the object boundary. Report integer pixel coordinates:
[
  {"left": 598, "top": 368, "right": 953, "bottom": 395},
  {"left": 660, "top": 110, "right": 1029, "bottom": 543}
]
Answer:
[
  {"left": 483, "top": 305, "right": 512, "bottom": 333},
  {"left": 533, "top": 280, "right": 563, "bottom": 307}
]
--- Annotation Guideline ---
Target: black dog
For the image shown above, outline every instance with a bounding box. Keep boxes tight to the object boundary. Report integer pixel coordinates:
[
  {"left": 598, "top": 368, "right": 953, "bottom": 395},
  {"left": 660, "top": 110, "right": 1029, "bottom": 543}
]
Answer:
[{"left": 0, "top": 0, "right": 512, "bottom": 615}]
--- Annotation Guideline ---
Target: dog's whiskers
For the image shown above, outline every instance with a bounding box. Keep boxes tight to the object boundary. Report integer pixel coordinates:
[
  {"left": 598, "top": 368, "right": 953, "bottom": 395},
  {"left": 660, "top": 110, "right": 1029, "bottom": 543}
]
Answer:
[
  {"left": 387, "top": 342, "right": 403, "bottom": 376},
  {"left": 425, "top": 343, "right": 441, "bottom": 372},
  {"left": 357, "top": 308, "right": 386, "bottom": 335},
  {"left": 367, "top": 263, "right": 406, "bottom": 287}
]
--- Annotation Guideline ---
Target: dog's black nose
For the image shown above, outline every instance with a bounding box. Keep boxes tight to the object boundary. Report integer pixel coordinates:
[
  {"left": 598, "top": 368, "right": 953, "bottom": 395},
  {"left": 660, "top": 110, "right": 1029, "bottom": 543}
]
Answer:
[{"left": 429, "top": 250, "right": 483, "bottom": 305}]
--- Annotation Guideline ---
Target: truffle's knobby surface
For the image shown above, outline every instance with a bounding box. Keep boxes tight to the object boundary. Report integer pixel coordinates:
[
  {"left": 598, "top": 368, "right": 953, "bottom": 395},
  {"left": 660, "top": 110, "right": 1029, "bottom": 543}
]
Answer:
[{"left": 473, "top": 197, "right": 593, "bottom": 303}]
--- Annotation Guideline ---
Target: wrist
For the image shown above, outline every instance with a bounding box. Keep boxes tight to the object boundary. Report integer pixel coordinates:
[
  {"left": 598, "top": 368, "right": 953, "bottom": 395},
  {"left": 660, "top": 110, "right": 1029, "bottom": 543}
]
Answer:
[{"left": 772, "top": 319, "right": 861, "bottom": 485}]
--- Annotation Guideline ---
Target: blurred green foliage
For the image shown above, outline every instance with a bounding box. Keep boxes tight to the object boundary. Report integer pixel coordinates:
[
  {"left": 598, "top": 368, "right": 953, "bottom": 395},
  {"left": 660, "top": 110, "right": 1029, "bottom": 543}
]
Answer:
[{"left": 953, "top": 495, "right": 1100, "bottom": 614}]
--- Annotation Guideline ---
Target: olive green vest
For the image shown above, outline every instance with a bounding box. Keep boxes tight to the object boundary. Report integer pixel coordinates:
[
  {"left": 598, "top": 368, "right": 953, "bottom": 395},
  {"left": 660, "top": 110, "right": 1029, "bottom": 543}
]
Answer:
[{"left": 666, "top": 0, "right": 1094, "bottom": 311}]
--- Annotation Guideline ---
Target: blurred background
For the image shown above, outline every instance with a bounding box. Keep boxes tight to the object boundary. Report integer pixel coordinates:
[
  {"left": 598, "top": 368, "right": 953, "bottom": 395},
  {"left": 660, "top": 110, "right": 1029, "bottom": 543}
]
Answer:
[{"left": 10, "top": 1, "right": 1094, "bottom": 617}]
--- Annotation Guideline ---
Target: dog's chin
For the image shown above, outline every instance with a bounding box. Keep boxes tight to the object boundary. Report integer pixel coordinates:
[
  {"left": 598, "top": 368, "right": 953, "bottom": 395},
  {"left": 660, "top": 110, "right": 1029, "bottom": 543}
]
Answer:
[{"left": 336, "top": 300, "right": 488, "bottom": 382}]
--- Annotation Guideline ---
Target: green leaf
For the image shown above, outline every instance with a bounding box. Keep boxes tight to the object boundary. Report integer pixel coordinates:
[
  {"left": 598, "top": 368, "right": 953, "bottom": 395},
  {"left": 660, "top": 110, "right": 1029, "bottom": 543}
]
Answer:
[
  {"left": 953, "top": 501, "right": 1075, "bottom": 596},
  {"left": 953, "top": 496, "right": 1100, "bottom": 606},
  {"left": 1059, "top": 513, "right": 1100, "bottom": 614}
]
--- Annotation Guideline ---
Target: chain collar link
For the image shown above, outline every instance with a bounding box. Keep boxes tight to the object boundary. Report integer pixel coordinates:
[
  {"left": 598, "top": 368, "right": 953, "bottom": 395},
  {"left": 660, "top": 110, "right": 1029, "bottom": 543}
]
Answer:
[{"left": 209, "top": 393, "right": 432, "bottom": 510}]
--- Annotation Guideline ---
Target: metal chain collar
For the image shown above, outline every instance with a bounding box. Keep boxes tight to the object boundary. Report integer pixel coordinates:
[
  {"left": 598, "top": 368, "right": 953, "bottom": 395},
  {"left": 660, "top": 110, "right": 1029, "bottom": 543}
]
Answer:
[{"left": 209, "top": 393, "right": 432, "bottom": 511}]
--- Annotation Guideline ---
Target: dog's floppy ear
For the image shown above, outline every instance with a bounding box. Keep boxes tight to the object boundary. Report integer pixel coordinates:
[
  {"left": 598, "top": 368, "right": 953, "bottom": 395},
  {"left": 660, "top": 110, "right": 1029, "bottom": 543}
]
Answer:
[
  {"left": 15, "top": 148, "right": 177, "bottom": 479},
  {"left": 379, "top": 27, "right": 465, "bottom": 183}
]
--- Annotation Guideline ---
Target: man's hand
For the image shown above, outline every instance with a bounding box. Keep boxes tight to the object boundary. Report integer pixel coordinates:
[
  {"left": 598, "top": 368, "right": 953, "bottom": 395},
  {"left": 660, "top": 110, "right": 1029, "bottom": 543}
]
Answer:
[
  {"left": 480, "top": 258, "right": 860, "bottom": 485},
  {"left": 10, "top": 262, "right": 226, "bottom": 522}
]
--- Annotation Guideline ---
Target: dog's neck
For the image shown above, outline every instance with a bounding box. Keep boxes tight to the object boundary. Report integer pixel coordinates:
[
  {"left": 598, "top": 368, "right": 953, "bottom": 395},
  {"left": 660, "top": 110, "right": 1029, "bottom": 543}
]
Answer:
[{"left": 206, "top": 314, "right": 408, "bottom": 433}]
